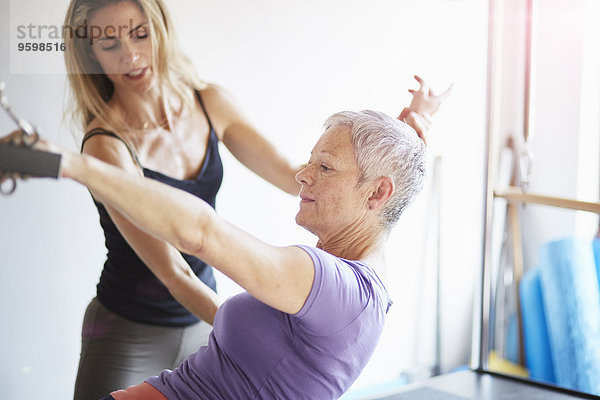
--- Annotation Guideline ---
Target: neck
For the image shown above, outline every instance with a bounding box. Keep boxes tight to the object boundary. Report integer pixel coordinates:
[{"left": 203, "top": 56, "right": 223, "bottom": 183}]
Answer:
[
  {"left": 111, "top": 83, "right": 174, "bottom": 131},
  {"left": 317, "top": 218, "right": 386, "bottom": 262}
]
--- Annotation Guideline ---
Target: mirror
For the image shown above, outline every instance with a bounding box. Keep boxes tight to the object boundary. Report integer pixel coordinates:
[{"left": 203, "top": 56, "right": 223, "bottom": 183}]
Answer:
[{"left": 483, "top": 0, "right": 600, "bottom": 396}]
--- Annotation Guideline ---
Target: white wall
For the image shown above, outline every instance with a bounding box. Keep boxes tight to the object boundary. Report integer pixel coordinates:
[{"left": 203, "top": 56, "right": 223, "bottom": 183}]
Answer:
[{"left": 0, "top": 0, "right": 488, "bottom": 398}]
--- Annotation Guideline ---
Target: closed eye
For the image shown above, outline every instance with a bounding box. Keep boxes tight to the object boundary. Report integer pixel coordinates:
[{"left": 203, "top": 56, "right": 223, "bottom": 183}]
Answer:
[
  {"left": 320, "top": 164, "right": 331, "bottom": 171},
  {"left": 134, "top": 27, "right": 148, "bottom": 40},
  {"left": 101, "top": 39, "right": 118, "bottom": 51}
]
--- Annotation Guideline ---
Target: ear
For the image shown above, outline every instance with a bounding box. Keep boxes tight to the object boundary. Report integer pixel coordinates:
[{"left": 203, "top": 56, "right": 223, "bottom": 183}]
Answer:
[{"left": 367, "top": 177, "right": 394, "bottom": 211}]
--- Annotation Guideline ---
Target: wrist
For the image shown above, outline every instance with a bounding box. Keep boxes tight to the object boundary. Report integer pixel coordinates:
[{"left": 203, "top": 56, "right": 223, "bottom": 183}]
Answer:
[
  {"left": 399, "top": 108, "right": 432, "bottom": 124},
  {"left": 62, "top": 152, "right": 87, "bottom": 182},
  {"left": 398, "top": 107, "right": 412, "bottom": 122}
]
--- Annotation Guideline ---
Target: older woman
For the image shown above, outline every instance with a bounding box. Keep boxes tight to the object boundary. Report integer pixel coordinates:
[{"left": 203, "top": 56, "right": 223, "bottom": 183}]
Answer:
[{"left": 15, "top": 103, "right": 429, "bottom": 399}]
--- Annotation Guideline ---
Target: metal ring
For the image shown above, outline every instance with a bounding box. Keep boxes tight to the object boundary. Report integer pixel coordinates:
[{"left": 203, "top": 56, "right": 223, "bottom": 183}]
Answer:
[{"left": 0, "top": 176, "right": 17, "bottom": 196}]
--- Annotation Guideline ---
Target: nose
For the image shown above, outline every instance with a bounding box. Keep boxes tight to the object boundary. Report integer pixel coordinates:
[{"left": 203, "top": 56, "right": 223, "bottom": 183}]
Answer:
[
  {"left": 120, "top": 40, "right": 140, "bottom": 66},
  {"left": 295, "top": 163, "right": 312, "bottom": 185}
]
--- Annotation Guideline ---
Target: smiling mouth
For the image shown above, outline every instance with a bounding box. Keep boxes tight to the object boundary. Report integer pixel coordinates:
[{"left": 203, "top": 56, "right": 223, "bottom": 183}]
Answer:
[{"left": 124, "top": 67, "right": 148, "bottom": 80}]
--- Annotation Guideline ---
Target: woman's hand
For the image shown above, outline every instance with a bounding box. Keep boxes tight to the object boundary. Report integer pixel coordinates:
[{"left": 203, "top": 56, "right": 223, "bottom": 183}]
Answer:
[
  {"left": 0, "top": 130, "right": 77, "bottom": 180},
  {"left": 0, "top": 130, "right": 36, "bottom": 190},
  {"left": 0, "top": 129, "right": 38, "bottom": 147},
  {"left": 399, "top": 75, "right": 453, "bottom": 144},
  {"left": 406, "top": 75, "right": 452, "bottom": 116}
]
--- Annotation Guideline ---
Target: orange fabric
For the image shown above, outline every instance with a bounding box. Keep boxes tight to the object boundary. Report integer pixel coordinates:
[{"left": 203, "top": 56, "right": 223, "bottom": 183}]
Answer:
[{"left": 111, "top": 382, "right": 168, "bottom": 400}]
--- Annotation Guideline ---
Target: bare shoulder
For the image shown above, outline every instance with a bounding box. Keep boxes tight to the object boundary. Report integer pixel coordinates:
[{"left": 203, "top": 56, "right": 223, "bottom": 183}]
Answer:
[
  {"left": 198, "top": 83, "right": 240, "bottom": 115},
  {"left": 197, "top": 83, "right": 247, "bottom": 140},
  {"left": 81, "top": 120, "right": 139, "bottom": 173},
  {"left": 199, "top": 82, "right": 232, "bottom": 101}
]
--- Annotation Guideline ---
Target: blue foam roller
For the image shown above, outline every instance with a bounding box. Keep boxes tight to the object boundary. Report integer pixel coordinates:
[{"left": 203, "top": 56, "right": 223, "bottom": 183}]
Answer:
[
  {"left": 505, "top": 313, "right": 519, "bottom": 365},
  {"left": 520, "top": 268, "right": 555, "bottom": 384},
  {"left": 538, "top": 238, "right": 600, "bottom": 394},
  {"left": 593, "top": 238, "right": 600, "bottom": 290}
]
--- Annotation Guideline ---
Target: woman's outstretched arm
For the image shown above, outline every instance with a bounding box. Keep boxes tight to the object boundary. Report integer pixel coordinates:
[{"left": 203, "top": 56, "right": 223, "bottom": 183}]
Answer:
[{"left": 52, "top": 148, "right": 316, "bottom": 315}]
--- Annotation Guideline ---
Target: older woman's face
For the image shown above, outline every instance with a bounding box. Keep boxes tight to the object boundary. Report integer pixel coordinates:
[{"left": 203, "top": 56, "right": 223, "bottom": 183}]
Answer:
[
  {"left": 88, "top": 1, "right": 155, "bottom": 93},
  {"left": 295, "top": 126, "right": 370, "bottom": 237}
]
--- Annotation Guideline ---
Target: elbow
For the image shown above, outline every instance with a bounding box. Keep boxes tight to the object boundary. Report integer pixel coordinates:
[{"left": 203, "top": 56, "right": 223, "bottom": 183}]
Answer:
[
  {"left": 178, "top": 236, "right": 204, "bottom": 258},
  {"left": 174, "top": 210, "right": 213, "bottom": 258}
]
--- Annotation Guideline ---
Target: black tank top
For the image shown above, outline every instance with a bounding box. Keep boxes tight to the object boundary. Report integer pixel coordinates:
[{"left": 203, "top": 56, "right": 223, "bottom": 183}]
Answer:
[{"left": 81, "top": 91, "right": 223, "bottom": 326}]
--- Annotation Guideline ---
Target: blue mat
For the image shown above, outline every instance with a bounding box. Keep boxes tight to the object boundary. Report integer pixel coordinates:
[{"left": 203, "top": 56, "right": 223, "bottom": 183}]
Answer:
[
  {"left": 520, "top": 267, "right": 555, "bottom": 384},
  {"left": 537, "top": 238, "right": 600, "bottom": 394},
  {"left": 593, "top": 238, "right": 600, "bottom": 293}
]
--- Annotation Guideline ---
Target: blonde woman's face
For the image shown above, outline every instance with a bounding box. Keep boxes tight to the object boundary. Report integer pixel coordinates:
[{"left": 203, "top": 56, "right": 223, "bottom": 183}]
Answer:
[{"left": 88, "top": 1, "right": 154, "bottom": 92}]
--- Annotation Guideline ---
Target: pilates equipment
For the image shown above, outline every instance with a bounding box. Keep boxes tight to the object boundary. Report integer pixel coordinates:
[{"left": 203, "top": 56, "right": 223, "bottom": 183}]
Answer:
[
  {"left": 535, "top": 238, "right": 600, "bottom": 393},
  {"left": 0, "top": 82, "right": 61, "bottom": 195},
  {"left": 490, "top": 187, "right": 600, "bottom": 396}
]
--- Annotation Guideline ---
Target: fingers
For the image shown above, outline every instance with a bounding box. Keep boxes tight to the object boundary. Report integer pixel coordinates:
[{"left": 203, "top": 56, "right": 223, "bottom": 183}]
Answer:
[
  {"left": 0, "top": 130, "right": 22, "bottom": 144},
  {"left": 427, "top": 83, "right": 453, "bottom": 102},
  {"left": 409, "top": 75, "right": 429, "bottom": 95},
  {"left": 414, "top": 75, "right": 429, "bottom": 93},
  {"left": 437, "top": 83, "right": 454, "bottom": 101},
  {"left": 0, "top": 129, "right": 38, "bottom": 147},
  {"left": 411, "top": 75, "right": 453, "bottom": 101},
  {"left": 402, "top": 75, "right": 451, "bottom": 125}
]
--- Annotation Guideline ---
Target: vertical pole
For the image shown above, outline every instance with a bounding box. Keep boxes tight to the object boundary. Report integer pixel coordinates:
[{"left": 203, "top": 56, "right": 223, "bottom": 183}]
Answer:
[{"left": 472, "top": 0, "right": 501, "bottom": 372}]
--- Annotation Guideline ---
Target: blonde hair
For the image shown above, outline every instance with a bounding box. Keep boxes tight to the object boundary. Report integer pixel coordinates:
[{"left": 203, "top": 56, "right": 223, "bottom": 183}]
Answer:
[{"left": 63, "top": 0, "right": 206, "bottom": 135}]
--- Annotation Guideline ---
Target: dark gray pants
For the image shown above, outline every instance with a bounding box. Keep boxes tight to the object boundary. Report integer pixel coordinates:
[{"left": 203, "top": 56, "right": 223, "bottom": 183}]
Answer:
[{"left": 73, "top": 298, "right": 212, "bottom": 400}]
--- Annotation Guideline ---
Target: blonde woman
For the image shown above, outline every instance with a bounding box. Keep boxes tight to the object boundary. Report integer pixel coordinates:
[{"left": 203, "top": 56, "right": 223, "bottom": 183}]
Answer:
[{"left": 3, "top": 0, "right": 443, "bottom": 398}]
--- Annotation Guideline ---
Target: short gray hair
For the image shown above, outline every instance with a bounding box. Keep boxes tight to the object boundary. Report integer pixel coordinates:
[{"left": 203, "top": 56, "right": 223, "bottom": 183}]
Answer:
[{"left": 324, "top": 110, "right": 426, "bottom": 229}]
